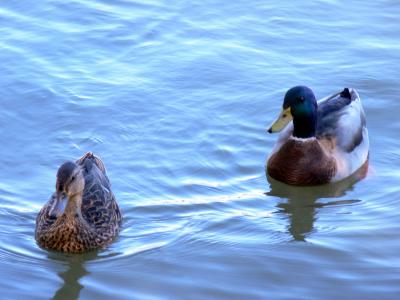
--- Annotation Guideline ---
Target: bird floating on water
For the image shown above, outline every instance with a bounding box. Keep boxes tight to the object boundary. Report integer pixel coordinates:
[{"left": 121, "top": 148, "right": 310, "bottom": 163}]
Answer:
[
  {"left": 35, "top": 152, "right": 122, "bottom": 253},
  {"left": 267, "top": 86, "right": 369, "bottom": 186}
]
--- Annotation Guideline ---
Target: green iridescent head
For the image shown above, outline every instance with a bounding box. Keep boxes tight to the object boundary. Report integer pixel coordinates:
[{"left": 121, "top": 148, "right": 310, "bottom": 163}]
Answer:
[{"left": 268, "top": 86, "right": 318, "bottom": 138}]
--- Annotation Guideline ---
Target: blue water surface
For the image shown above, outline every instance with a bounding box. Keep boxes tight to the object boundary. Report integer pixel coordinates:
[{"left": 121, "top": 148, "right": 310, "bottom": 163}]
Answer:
[{"left": 0, "top": 0, "right": 399, "bottom": 299}]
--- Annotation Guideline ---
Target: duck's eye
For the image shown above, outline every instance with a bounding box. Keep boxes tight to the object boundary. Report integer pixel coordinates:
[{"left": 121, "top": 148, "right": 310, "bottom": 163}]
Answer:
[
  {"left": 282, "top": 114, "right": 287, "bottom": 118},
  {"left": 299, "top": 96, "right": 305, "bottom": 102},
  {"left": 71, "top": 176, "right": 76, "bottom": 181}
]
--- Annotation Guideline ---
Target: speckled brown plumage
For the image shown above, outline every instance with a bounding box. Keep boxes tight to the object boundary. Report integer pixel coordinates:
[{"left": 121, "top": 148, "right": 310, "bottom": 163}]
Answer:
[
  {"left": 35, "top": 152, "right": 122, "bottom": 253},
  {"left": 267, "top": 138, "right": 337, "bottom": 186}
]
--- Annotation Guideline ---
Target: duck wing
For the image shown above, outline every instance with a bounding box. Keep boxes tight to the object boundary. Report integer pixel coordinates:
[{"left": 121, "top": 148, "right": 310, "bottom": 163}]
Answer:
[
  {"left": 316, "top": 88, "right": 367, "bottom": 153},
  {"left": 77, "top": 154, "right": 122, "bottom": 231},
  {"left": 35, "top": 193, "right": 58, "bottom": 239}
]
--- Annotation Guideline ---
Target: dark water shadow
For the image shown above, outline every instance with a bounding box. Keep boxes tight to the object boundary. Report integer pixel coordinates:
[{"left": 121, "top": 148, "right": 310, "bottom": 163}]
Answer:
[
  {"left": 48, "top": 251, "right": 98, "bottom": 300},
  {"left": 266, "top": 162, "right": 368, "bottom": 241}
]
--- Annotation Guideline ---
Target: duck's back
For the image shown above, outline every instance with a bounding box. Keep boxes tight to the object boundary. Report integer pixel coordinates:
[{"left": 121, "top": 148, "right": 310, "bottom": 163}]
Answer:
[
  {"left": 317, "top": 89, "right": 367, "bottom": 151},
  {"left": 316, "top": 88, "right": 369, "bottom": 180},
  {"left": 78, "top": 155, "right": 122, "bottom": 237}
]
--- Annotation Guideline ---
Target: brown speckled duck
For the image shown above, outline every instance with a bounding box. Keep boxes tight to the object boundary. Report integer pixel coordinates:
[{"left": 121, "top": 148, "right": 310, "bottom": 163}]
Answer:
[
  {"left": 35, "top": 152, "right": 122, "bottom": 253},
  {"left": 267, "top": 86, "right": 369, "bottom": 186}
]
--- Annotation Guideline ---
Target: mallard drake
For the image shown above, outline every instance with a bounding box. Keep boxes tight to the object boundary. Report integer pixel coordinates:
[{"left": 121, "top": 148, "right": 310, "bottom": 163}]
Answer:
[
  {"left": 35, "top": 152, "right": 122, "bottom": 253},
  {"left": 267, "top": 86, "right": 369, "bottom": 186}
]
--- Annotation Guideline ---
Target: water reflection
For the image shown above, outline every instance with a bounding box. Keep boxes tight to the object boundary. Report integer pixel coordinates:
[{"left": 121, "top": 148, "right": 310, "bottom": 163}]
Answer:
[
  {"left": 266, "top": 162, "right": 368, "bottom": 241},
  {"left": 48, "top": 252, "right": 96, "bottom": 300}
]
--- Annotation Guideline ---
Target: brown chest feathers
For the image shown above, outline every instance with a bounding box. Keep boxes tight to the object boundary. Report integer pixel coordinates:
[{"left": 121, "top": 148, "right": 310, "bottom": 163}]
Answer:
[
  {"left": 35, "top": 214, "right": 117, "bottom": 253},
  {"left": 267, "top": 138, "right": 337, "bottom": 186}
]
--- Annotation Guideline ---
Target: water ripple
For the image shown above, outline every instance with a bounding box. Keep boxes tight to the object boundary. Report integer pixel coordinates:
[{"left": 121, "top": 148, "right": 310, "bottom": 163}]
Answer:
[{"left": 1, "top": 0, "right": 400, "bottom": 299}]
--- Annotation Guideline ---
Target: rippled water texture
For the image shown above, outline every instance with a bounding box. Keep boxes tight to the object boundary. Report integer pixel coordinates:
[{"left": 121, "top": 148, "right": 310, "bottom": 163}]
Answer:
[{"left": 1, "top": 0, "right": 400, "bottom": 299}]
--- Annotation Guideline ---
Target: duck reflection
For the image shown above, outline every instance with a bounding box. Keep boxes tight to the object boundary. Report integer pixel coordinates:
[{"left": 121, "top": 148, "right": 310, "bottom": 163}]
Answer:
[
  {"left": 48, "top": 251, "right": 97, "bottom": 300},
  {"left": 267, "top": 162, "right": 368, "bottom": 241}
]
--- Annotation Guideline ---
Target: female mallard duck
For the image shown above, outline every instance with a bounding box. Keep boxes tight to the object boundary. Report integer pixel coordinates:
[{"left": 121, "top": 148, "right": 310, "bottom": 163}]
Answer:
[
  {"left": 267, "top": 86, "right": 369, "bottom": 186},
  {"left": 35, "top": 152, "right": 122, "bottom": 253}
]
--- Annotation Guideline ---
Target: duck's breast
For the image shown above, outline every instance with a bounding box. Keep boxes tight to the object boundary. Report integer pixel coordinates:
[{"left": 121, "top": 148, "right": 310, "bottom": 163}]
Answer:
[{"left": 267, "top": 137, "right": 336, "bottom": 185}]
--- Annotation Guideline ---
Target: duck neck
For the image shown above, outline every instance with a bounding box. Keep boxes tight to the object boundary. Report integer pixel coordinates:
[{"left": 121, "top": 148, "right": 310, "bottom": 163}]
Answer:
[
  {"left": 65, "top": 192, "right": 83, "bottom": 219},
  {"left": 293, "top": 114, "right": 317, "bottom": 139}
]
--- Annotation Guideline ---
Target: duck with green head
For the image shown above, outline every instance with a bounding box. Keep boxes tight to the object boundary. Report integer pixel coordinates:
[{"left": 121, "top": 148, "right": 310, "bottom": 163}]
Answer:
[{"left": 267, "top": 86, "right": 369, "bottom": 186}]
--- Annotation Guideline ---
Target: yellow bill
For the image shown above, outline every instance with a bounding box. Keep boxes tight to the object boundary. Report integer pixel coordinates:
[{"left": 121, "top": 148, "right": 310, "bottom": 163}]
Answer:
[{"left": 267, "top": 107, "right": 292, "bottom": 133}]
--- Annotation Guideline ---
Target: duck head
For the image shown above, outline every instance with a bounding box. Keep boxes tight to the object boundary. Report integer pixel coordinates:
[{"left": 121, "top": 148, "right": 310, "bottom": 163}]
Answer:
[
  {"left": 268, "top": 86, "right": 318, "bottom": 138},
  {"left": 49, "top": 161, "right": 85, "bottom": 218}
]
